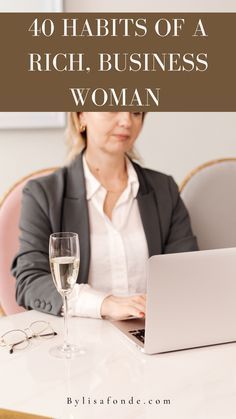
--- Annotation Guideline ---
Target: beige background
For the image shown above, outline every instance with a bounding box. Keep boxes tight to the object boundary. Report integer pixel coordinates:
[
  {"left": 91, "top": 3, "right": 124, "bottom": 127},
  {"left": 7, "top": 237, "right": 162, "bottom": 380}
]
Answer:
[{"left": 0, "top": 0, "right": 235, "bottom": 198}]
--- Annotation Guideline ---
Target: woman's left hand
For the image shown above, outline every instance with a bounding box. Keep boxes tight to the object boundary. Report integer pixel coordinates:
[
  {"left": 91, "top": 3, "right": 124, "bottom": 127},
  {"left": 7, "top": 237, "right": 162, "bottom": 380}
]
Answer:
[{"left": 100, "top": 294, "right": 146, "bottom": 320}]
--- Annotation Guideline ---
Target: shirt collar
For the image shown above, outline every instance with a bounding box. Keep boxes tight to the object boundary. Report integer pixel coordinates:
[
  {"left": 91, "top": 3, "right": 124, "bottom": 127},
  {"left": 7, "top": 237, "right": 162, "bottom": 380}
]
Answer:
[
  {"left": 82, "top": 154, "right": 101, "bottom": 200},
  {"left": 126, "top": 157, "right": 139, "bottom": 199},
  {"left": 82, "top": 154, "right": 139, "bottom": 200}
]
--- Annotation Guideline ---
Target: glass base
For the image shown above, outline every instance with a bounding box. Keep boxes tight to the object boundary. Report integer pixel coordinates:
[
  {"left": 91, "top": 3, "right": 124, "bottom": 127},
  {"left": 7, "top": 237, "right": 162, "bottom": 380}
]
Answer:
[{"left": 49, "top": 343, "right": 86, "bottom": 359}]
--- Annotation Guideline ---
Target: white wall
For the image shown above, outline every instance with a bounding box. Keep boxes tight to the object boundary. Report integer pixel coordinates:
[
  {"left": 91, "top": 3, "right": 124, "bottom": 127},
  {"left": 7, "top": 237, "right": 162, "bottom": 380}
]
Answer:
[
  {"left": 66, "top": 0, "right": 236, "bottom": 12},
  {"left": 0, "top": 0, "right": 235, "bottom": 198},
  {"left": 138, "top": 112, "right": 236, "bottom": 184},
  {"left": 0, "top": 128, "right": 66, "bottom": 198}
]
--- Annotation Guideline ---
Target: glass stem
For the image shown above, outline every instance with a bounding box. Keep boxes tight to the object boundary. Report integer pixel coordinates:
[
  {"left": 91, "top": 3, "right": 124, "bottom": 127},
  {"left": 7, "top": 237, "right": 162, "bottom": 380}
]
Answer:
[{"left": 62, "top": 294, "right": 69, "bottom": 350}]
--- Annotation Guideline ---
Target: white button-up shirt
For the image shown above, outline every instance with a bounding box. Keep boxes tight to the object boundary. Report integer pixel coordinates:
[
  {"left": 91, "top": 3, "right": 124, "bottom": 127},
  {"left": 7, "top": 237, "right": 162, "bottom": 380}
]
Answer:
[{"left": 69, "top": 155, "right": 149, "bottom": 318}]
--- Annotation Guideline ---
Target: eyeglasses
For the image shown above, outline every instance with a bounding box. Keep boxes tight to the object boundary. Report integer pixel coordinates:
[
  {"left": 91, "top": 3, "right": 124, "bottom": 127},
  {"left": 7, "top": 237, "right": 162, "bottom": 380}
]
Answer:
[{"left": 0, "top": 320, "right": 57, "bottom": 354}]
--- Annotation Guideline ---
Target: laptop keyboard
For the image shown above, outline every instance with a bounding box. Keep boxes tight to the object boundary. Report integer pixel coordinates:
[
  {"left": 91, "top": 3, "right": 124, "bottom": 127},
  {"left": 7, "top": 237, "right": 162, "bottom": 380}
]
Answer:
[{"left": 129, "top": 329, "right": 145, "bottom": 343}]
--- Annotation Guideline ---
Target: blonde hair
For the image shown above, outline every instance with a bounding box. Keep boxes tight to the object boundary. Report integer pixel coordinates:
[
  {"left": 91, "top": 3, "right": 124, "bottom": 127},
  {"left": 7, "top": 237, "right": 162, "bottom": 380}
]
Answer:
[{"left": 66, "top": 112, "right": 143, "bottom": 163}]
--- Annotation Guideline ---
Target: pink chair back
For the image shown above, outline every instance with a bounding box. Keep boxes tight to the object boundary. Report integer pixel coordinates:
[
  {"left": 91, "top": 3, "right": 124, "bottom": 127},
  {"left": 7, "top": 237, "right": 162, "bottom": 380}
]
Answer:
[
  {"left": 0, "top": 168, "right": 57, "bottom": 315},
  {"left": 180, "top": 158, "right": 236, "bottom": 250}
]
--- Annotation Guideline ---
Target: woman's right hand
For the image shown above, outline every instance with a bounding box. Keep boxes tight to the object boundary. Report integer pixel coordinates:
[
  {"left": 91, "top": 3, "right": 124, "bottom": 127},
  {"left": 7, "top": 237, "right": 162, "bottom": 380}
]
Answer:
[{"left": 101, "top": 294, "right": 146, "bottom": 321}]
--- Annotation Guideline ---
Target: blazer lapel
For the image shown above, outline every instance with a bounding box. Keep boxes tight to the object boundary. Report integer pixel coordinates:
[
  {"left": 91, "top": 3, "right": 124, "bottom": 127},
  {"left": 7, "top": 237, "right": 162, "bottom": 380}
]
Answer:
[
  {"left": 137, "top": 192, "right": 163, "bottom": 257},
  {"left": 62, "top": 153, "right": 90, "bottom": 284},
  {"left": 133, "top": 162, "right": 163, "bottom": 256}
]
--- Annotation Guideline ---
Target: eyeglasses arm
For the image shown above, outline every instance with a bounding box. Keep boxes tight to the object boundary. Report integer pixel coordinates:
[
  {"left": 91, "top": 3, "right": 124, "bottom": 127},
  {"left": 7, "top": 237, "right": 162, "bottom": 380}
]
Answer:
[
  {"left": 9, "top": 336, "right": 33, "bottom": 354},
  {"left": 6, "top": 330, "right": 57, "bottom": 354},
  {"left": 37, "top": 331, "right": 58, "bottom": 338}
]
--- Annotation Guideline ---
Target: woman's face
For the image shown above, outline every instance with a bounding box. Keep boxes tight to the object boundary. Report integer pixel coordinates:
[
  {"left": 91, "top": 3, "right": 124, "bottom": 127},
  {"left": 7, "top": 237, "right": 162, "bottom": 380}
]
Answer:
[{"left": 79, "top": 112, "right": 143, "bottom": 156}]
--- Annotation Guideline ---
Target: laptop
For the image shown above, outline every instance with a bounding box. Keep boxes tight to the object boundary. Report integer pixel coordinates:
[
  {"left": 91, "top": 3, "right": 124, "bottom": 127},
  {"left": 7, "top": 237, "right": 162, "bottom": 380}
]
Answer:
[{"left": 110, "top": 247, "right": 236, "bottom": 354}]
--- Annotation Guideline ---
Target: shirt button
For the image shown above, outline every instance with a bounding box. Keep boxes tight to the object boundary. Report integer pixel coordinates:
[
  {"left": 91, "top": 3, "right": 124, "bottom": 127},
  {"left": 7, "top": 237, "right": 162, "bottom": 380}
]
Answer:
[
  {"left": 41, "top": 301, "right": 46, "bottom": 310},
  {"left": 46, "top": 303, "right": 52, "bottom": 312},
  {"left": 34, "top": 299, "right": 40, "bottom": 308}
]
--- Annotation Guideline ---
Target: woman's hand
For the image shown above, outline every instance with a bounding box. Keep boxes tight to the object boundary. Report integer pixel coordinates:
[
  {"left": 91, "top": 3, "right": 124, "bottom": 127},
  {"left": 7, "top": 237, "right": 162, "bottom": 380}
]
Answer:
[{"left": 101, "top": 294, "right": 146, "bottom": 320}]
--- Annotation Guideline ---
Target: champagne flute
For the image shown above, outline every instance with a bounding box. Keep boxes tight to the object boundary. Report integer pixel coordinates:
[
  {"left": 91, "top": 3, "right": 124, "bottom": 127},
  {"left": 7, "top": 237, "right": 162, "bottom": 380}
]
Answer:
[{"left": 49, "top": 232, "right": 85, "bottom": 358}]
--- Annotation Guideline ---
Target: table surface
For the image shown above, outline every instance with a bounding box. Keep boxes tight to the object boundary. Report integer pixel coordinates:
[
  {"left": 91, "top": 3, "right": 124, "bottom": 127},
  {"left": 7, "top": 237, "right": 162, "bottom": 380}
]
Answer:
[{"left": 1, "top": 310, "right": 236, "bottom": 419}]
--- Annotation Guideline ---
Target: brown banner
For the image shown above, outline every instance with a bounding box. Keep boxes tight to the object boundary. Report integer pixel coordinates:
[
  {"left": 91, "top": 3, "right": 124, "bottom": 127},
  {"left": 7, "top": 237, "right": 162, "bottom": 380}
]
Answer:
[{"left": 0, "top": 13, "right": 235, "bottom": 111}]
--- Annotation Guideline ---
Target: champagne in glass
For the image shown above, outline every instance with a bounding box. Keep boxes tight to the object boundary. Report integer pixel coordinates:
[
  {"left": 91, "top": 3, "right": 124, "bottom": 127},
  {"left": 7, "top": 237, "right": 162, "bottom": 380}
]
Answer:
[
  {"left": 50, "top": 256, "right": 80, "bottom": 294},
  {"left": 49, "top": 232, "right": 85, "bottom": 358}
]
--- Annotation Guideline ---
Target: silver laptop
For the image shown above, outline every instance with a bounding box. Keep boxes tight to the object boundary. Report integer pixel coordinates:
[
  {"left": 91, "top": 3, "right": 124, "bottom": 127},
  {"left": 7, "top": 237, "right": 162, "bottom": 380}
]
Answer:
[{"left": 110, "top": 247, "right": 236, "bottom": 354}]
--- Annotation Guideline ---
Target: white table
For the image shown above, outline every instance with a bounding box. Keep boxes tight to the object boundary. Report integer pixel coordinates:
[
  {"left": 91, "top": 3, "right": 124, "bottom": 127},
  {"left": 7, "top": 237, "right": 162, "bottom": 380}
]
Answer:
[{"left": 1, "top": 310, "right": 236, "bottom": 419}]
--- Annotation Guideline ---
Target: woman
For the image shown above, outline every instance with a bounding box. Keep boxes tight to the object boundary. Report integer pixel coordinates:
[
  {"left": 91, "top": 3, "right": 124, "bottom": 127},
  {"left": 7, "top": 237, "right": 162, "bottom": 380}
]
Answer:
[{"left": 12, "top": 112, "right": 198, "bottom": 320}]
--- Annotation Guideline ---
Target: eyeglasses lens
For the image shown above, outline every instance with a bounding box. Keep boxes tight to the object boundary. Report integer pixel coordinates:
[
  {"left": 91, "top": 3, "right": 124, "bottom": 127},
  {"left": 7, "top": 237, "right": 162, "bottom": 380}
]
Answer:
[{"left": 4, "top": 330, "right": 28, "bottom": 351}]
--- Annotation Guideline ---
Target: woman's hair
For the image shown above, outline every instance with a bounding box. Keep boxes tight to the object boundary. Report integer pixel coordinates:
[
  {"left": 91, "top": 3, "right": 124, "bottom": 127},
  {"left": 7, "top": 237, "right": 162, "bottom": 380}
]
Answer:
[{"left": 66, "top": 112, "right": 144, "bottom": 163}]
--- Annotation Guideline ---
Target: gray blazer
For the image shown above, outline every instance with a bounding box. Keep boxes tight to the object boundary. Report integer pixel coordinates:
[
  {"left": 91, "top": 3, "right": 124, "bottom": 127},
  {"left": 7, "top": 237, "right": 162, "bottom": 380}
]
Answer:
[{"left": 12, "top": 152, "right": 198, "bottom": 316}]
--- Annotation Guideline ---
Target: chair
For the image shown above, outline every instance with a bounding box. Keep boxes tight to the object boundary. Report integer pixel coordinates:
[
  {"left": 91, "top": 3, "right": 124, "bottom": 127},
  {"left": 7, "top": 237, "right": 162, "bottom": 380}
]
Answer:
[
  {"left": 0, "top": 167, "right": 58, "bottom": 315},
  {"left": 180, "top": 158, "right": 236, "bottom": 250}
]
